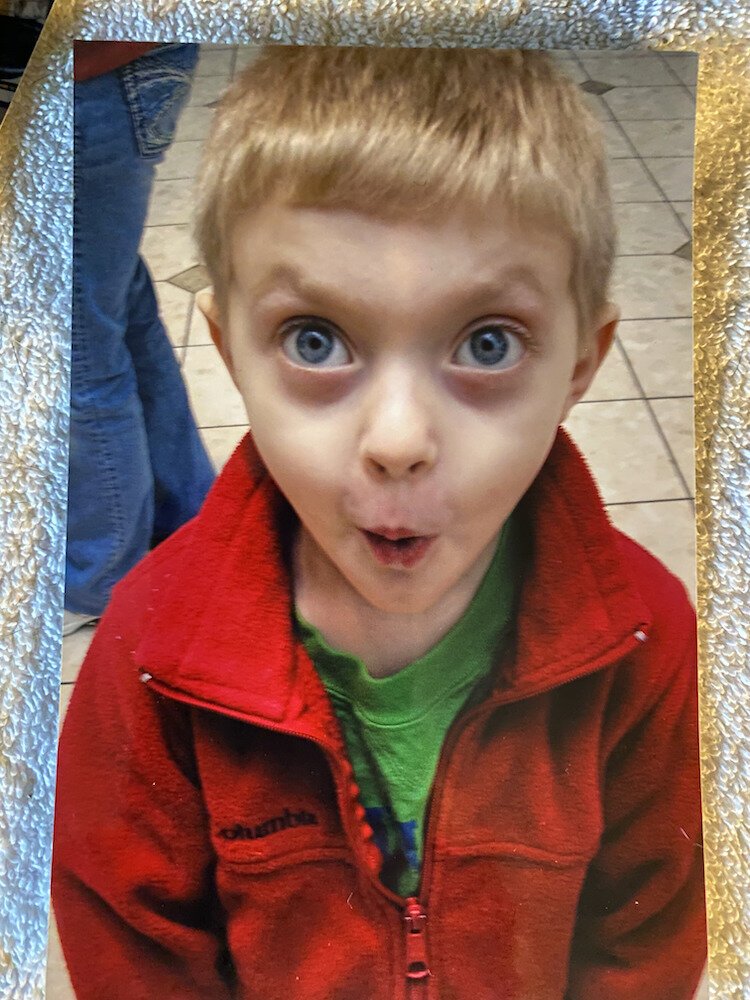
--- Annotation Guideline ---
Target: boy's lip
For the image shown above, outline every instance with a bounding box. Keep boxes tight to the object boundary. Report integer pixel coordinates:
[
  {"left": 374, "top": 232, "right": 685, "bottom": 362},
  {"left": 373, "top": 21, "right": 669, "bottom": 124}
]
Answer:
[
  {"left": 365, "top": 525, "right": 428, "bottom": 540},
  {"left": 359, "top": 528, "right": 436, "bottom": 568}
]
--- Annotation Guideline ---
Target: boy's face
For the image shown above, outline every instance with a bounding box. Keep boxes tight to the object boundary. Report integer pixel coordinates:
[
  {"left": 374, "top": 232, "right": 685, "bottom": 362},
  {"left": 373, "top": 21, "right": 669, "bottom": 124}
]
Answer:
[{"left": 202, "top": 202, "right": 616, "bottom": 617}]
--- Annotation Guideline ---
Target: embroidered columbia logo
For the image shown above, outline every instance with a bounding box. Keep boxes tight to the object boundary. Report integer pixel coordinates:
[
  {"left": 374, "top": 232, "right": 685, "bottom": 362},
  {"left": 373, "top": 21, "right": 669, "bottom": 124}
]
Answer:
[{"left": 218, "top": 808, "right": 319, "bottom": 841}]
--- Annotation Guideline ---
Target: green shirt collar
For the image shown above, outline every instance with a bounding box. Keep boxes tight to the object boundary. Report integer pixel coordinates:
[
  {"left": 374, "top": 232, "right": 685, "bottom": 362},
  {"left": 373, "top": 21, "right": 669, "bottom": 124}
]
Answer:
[{"left": 295, "top": 516, "right": 518, "bottom": 725}]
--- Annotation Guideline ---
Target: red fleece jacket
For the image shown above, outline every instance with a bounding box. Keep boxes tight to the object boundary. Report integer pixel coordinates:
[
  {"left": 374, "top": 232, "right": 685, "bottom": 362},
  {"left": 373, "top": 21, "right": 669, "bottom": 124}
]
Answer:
[{"left": 52, "top": 429, "right": 706, "bottom": 1000}]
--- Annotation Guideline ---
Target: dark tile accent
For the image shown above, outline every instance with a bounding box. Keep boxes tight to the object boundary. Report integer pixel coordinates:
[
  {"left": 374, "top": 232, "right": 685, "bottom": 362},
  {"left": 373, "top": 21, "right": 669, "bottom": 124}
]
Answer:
[
  {"left": 673, "top": 240, "right": 692, "bottom": 261},
  {"left": 168, "top": 264, "right": 211, "bottom": 293},
  {"left": 580, "top": 80, "right": 615, "bottom": 95}
]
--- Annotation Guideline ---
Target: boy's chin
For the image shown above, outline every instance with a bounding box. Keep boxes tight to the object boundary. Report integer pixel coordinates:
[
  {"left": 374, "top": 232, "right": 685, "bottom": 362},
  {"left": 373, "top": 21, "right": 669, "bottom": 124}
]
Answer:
[{"left": 348, "top": 574, "right": 453, "bottom": 618}]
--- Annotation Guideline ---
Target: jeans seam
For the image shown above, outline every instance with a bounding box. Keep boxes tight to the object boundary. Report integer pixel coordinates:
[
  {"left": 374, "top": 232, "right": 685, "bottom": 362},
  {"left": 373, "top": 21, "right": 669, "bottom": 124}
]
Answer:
[
  {"left": 119, "top": 56, "right": 194, "bottom": 159},
  {"left": 72, "top": 118, "right": 131, "bottom": 609}
]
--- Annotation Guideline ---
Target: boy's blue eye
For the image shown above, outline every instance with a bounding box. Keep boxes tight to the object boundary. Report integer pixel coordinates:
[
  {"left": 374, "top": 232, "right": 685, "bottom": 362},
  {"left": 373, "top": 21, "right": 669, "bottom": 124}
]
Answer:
[
  {"left": 454, "top": 324, "right": 525, "bottom": 370},
  {"left": 282, "top": 322, "right": 351, "bottom": 368}
]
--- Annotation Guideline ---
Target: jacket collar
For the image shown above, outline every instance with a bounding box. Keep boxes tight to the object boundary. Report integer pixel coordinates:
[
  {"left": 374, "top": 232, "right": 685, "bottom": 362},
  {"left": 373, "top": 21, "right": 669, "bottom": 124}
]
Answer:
[{"left": 135, "top": 429, "right": 651, "bottom": 727}]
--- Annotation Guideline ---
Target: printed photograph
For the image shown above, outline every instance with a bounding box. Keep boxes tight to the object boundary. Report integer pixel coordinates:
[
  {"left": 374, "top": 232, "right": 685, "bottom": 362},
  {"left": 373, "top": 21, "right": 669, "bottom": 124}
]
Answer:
[{"left": 48, "top": 41, "right": 705, "bottom": 1000}]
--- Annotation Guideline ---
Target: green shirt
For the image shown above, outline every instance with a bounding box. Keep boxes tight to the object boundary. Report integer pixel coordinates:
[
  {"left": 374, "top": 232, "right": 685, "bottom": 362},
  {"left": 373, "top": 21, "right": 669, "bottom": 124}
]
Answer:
[{"left": 296, "top": 520, "right": 518, "bottom": 897}]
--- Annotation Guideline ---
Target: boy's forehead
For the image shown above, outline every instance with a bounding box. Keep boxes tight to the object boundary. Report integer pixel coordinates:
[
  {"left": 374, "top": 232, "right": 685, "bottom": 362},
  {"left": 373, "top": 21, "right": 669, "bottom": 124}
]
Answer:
[{"left": 230, "top": 203, "right": 572, "bottom": 314}]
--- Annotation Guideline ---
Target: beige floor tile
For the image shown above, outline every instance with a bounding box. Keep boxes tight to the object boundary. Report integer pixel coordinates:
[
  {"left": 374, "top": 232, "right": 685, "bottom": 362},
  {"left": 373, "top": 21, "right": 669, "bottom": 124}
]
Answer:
[
  {"left": 603, "top": 85, "right": 695, "bottom": 120},
  {"left": 618, "top": 318, "right": 694, "bottom": 397},
  {"left": 146, "top": 177, "right": 197, "bottom": 227},
  {"left": 693, "top": 969, "right": 708, "bottom": 1000},
  {"left": 173, "top": 105, "right": 216, "bottom": 142},
  {"left": 651, "top": 396, "right": 695, "bottom": 494},
  {"left": 46, "top": 912, "right": 76, "bottom": 1000},
  {"left": 170, "top": 264, "right": 211, "bottom": 294},
  {"left": 609, "top": 158, "right": 663, "bottom": 202},
  {"left": 582, "top": 91, "right": 612, "bottom": 121},
  {"left": 606, "top": 499, "right": 696, "bottom": 602},
  {"left": 201, "top": 425, "right": 250, "bottom": 472},
  {"left": 672, "top": 201, "right": 692, "bottom": 231},
  {"left": 564, "top": 399, "right": 686, "bottom": 503},
  {"left": 614, "top": 202, "right": 688, "bottom": 254},
  {"left": 579, "top": 55, "right": 676, "bottom": 87},
  {"left": 183, "top": 345, "right": 247, "bottom": 427},
  {"left": 58, "top": 684, "right": 74, "bottom": 732},
  {"left": 234, "top": 47, "right": 263, "bottom": 72},
  {"left": 188, "top": 299, "right": 214, "bottom": 346},
  {"left": 583, "top": 340, "right": 641, "bottom": 402},
  {"left": 611, "top": 254, "right": 692, "bottom": 319},
  {"left": 195, "top": 48, "right": 234, "bottom": 78},
  {"left": 61, "top": 628, "right": 95, "bottom": 685},
  {"left": 156, "top": 139, "right": 205, "bottom": 182},
  {"left": 599, "top": 120, "right": 637, "bottom": 158},
  {"left": 619, "top": 118, "right": 695, "bottom": 158},
  {"left": 643, "top": 156, "right": 694, "bottom": 201},
  {"left": 188, "top": 74, "right": 231, "bottom": 108},
  {"left": 154, "top": 282, "right": 193, "bottom": 347},
  {"left": 557, "top": 60, "right": 587, "bottom": 84},
  {"left": 140, "top": 224, "right": 200, "bottom": 281},
  {"left": 663, "top": 52, "right": 699, "bottom": 87}
]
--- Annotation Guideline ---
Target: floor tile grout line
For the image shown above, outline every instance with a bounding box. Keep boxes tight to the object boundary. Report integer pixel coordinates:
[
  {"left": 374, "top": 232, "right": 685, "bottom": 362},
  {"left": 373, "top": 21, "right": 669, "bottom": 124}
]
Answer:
[
  {"left": 606, "top": 315, "right": 692, "bottom": 321},
  {"left": 635, "top": 157, "right": 692, "bottom": 239},
  {"left": 580, "top": 393, "right": 694, "bottom": 405},
  {"left": 595, "top": 82, "right": 691, "bottom": 89},
  {"left": 658, "top": 52, "right": 698, "bottom": 103},
  {"left": 184, "top": 294, "right": 196, "bottom": 350},
  {"left": 616, "top": 154, "right": 693, "bottom": 159},
  {"left": 618, "top": 316, "right": 693, "bottom": 325},
  {"left": 616, "top": 250, "right": 690, "bottom": 259},
  {"left": 198, "top": 424, "right": 250, "bottom": 431},
  {"left": 611, "top": 157, "right": 666, "bottom": 204},
  {"left": 603, "top": 115, "right": 695, "bottom": 122},
  {"left": 600, "top": 392, "right": 695, "bottom": 403},
  {"left": 605, "top": 496, "right": 694, "bottom": 507},
  {"left": 660, "top": 54, "right": 693, "bottom": 92},
  {"left": 607, "top": 118, "right": 641, "bottom": 159},
  {"left": 642, "top": 400, "right": 694, "bottom": 502},
  {"left": 615, "top": 336, "right": 694, "bottom": 498},
  {"left": 617, "top": 335, "right": 644, "bottom": 396}
]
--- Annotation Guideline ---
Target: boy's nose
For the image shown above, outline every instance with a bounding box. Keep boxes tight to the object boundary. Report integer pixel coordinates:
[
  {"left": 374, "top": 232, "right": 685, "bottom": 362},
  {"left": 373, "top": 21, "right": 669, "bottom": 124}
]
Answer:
[{"left": 359, "top": 368, "right": 438, "bottom": 480}]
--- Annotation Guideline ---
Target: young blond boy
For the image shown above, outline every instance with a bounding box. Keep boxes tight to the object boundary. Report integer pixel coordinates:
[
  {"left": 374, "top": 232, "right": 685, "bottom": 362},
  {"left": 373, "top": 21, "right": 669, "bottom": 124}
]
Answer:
[{"left": 53, "top": 47, "right": 705, "bottom": 1000}]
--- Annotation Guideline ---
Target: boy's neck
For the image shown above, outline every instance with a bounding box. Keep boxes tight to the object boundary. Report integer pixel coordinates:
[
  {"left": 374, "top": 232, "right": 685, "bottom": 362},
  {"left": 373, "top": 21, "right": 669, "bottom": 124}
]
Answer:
[{"left": 292, "top": 528, "right": 498, "bottom": 679}]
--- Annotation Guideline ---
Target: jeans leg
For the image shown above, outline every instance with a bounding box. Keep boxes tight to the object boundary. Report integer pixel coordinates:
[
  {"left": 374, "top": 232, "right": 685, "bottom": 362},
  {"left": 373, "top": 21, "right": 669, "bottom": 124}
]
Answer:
[
  {"left": 66, "top": 45, "right": 206, "bottom": 615},
  {"left": 126, "top": 257, "right": 215, "bottom": 544}
]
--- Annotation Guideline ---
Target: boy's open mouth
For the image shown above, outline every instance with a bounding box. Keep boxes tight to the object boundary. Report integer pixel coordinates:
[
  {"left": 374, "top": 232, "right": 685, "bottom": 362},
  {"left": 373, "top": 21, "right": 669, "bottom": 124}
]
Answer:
[{"left": 360, "top": 528, "right": 436, "bottom": 569}]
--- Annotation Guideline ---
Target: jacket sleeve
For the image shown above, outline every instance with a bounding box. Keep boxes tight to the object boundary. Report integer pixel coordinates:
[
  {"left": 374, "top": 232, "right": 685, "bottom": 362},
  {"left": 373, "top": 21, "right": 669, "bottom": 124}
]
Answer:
[
  {"left": 566, "top": 596, "right": 706, "bottom": 1000},
  {"left": 52, "top": 589, "right": 235, "bottom": 1000}
]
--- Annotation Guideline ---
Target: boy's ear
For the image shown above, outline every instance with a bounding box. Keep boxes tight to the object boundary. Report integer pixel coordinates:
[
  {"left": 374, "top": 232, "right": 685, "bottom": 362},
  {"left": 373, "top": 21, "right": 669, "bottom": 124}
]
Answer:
[
  {"left": 196, "top": 288, "right": 234, "bottom": 375},
  {"left": 561, "top": 303, "right": 620, "bottom": 422}
]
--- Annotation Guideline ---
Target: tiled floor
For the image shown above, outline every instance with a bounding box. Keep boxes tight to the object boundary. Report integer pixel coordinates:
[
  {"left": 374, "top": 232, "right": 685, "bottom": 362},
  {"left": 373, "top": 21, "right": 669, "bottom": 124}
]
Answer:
[{"left": 50, "top": 47, "right": 706, "bottom": 1000}]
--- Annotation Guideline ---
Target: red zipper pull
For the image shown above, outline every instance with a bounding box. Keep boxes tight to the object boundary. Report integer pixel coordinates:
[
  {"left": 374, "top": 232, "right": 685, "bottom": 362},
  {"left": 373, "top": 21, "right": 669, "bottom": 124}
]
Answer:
[{"left": 404, "top": 897, "right": 431, "bottom": 981}]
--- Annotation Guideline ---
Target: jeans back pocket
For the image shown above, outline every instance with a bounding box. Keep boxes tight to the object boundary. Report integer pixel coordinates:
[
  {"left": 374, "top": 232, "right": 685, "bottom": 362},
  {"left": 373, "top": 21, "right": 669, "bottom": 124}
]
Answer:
[{"left": 119, "top": 43, "right": 199, "bottom": 159}]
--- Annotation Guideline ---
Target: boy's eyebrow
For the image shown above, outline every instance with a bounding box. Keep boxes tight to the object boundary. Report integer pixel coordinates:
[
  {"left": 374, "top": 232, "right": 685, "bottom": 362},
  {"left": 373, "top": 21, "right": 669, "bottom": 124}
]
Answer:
[
  {"left": 248, "top": 264, "right": 318, "bottom": 301},
  {"left": 248, "top": 262, "right": 553, "bottom": 310},
  {"left": 459, "top": 265, "right": 552, "bottom": 305}
]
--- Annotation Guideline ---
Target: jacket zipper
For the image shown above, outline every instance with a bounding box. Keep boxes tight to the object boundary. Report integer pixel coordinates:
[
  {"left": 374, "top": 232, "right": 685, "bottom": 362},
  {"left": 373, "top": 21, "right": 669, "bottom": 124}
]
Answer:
[
  {"left": 404, "top": 897, "right": 431, "bottom": 982},
  {"left": 141, "top": 626, "right": 646, "bottom": 997},
  {"left": 406, "top": 627, "right": 648, "bottom": 991}
]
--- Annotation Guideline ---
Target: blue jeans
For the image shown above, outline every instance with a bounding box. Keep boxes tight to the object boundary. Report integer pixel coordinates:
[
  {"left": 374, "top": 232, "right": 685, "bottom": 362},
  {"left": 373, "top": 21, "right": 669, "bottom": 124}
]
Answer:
[{"left": 67, "top": 44, "right": 215, "bottom": 616}]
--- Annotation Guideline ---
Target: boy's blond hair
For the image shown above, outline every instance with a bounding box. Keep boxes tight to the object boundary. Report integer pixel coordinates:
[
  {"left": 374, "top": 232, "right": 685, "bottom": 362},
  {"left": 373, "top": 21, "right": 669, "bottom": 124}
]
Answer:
[{"left": 194, "top": 47, "right": 615, "bottom": 335}]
